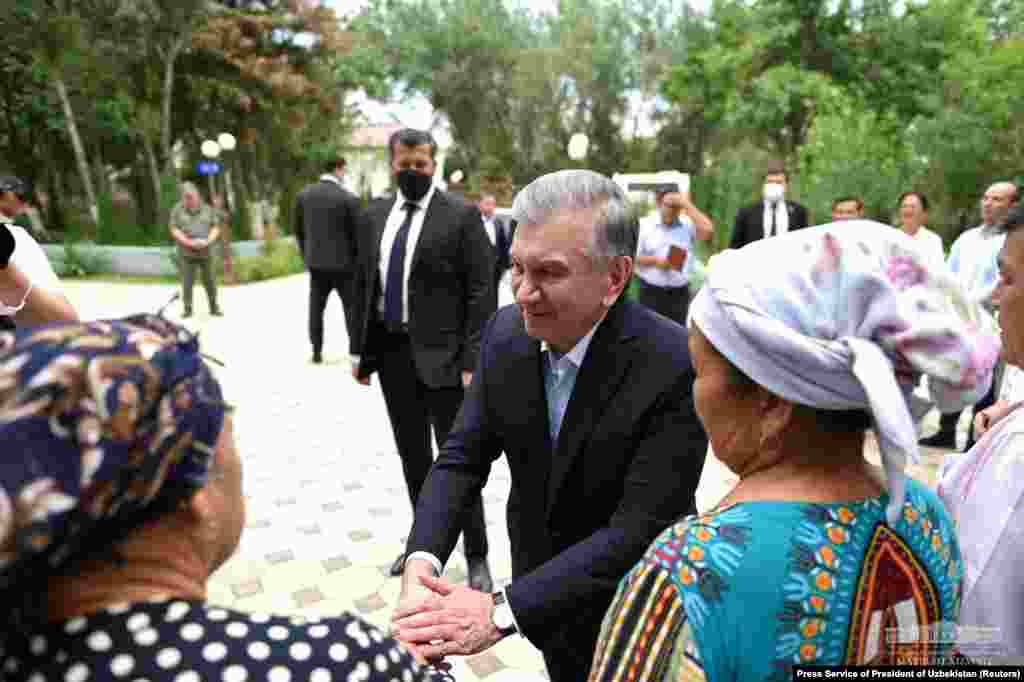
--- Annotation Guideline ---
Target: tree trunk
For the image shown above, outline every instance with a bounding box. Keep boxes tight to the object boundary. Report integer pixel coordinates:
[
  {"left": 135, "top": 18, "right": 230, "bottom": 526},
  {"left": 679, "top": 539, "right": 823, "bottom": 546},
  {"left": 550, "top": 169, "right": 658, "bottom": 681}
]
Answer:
[
  {"left": 160, "top": 37, "right": 184, "bottom": 173},
  {"left": 53, "top": 77, "right": 99, "bottom": 226},
  {"left": 142, "top": 134, "right": 163, "bottom": 220}
]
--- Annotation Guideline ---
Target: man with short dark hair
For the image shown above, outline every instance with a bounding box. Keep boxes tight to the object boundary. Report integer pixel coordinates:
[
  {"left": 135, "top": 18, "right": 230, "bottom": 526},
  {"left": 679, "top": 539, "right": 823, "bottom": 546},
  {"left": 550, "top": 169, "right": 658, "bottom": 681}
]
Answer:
[
  {"left": 478, "top": 194, "right": 511, "bottom": 300},
  {"left": 0, "top": 175, "right": 77, "bottom": 329},
  {"left": 634, "top": 189, "right": 713, "bottom": 325},
  {"left": 831, "top": 196, "right": 864, "bottom": 221},
  {"left": 349, "top": 129, "right": 496, "bottom": 592},
  {"left": 730, "top": 166, "right": 810, "bottom": 248},
  {"left": 294, "top": 158, "right": 366, "bottom": 364},
  {"left": 390, "top": 170, "right": 708, "bottom": 681}
]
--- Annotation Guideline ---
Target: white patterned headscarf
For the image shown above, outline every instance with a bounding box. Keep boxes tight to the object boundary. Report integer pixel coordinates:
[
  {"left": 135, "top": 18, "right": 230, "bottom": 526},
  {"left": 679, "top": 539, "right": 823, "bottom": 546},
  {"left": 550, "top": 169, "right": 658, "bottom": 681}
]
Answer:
[{"left": 689, "top": 220, "right": 1000, "bottom": 524}]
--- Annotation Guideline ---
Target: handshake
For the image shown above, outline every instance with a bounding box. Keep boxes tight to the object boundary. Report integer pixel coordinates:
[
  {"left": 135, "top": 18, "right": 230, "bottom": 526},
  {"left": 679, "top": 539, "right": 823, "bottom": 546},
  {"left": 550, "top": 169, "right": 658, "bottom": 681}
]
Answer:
[{"left": 1, "top": 222, "right": 14, "bottom": 268}]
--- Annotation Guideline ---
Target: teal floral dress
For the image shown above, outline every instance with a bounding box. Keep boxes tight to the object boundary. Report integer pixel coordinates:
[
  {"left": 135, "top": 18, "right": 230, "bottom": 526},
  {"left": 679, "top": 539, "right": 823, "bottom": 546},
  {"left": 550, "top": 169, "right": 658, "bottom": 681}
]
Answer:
[{"left": 589, "top": 478, "right": 962, "bottom": 681}]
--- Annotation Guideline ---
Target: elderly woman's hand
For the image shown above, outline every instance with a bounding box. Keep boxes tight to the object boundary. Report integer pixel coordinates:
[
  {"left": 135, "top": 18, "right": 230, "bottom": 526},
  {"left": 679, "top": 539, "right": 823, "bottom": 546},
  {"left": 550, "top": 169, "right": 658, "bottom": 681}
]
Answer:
[{"left": 974, "top": 400, "right": 1015, "bottom": 438}]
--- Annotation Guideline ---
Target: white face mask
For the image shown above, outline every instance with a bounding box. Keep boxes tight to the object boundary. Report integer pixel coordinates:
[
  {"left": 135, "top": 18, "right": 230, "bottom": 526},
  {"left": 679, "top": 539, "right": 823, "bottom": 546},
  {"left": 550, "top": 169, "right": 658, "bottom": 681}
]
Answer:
[{"left": 763, "top": 182, "right": 785, "bottom": 203}]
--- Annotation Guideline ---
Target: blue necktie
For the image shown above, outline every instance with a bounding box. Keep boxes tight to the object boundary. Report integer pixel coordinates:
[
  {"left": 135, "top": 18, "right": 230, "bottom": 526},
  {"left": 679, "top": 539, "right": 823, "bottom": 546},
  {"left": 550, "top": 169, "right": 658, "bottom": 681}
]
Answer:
[{"left": 383, "top": 202, "right": 417, "bottom": 332}]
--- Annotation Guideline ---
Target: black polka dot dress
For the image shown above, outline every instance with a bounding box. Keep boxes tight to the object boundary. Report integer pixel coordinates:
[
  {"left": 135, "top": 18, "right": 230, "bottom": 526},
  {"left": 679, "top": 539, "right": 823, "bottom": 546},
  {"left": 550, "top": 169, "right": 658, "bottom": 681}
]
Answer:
[{"left": 0, "top": 598, "right": 454, "bottom": 681}]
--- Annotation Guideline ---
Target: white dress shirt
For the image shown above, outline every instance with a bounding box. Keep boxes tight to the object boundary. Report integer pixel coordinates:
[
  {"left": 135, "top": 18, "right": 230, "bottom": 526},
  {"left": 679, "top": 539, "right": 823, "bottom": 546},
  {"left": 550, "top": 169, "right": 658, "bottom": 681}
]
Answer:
[
  {"left": 482, "top": 216, "right": 497, "bottom": 247},
  {"left": 635, "top": 213, "right": 696, "bottom": 288},
  {"left": 903, "top": 225, "right": 945, "bottom": 267},
  {"left": 376, "top": 184, "right": 437, "bottom": 325},
  {"left": 762, "top": 200, "right": 789, "bottom": 238}
]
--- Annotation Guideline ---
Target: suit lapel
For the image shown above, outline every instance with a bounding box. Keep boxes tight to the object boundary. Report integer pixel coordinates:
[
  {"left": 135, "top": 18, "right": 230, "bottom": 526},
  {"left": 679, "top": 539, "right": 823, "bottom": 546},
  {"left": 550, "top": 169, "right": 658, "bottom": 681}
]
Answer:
[
  {"left": 545, "top": 301, "right": 637, "bottom": 522},
  {"left": 410, "top": 191, "right": 444, "bottom": 277}
]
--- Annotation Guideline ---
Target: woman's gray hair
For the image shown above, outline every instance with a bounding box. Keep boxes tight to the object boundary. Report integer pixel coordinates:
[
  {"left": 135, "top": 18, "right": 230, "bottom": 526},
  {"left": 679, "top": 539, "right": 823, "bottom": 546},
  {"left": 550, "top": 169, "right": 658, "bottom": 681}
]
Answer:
[{"left": 511, "top": 170, "right": 638, "bottom": 265}]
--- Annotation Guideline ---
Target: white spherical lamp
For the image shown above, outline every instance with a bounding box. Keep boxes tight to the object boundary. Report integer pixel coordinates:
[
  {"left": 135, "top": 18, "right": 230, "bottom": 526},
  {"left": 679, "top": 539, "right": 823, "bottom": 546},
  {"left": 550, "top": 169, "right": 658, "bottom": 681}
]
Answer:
[
  {"left": 567, "top": 133, "right": 589, "bottom": 161},
  {"left": 217, "top": 133, "right": 237, "bottom": 151},
  {"left": 201, "top": 140, "right": 221, "bottom": 159}
]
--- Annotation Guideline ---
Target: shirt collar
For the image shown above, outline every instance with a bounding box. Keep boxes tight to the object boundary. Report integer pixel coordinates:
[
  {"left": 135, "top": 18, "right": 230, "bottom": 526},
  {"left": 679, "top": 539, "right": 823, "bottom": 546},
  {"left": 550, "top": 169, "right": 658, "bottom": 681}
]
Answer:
[
  {"left": 0, "top": 212, "right": 11, "bottom": 223},
  {"left": 541, "top": 313, "right": 607, "bottom": 369},
  {"left": 396, "top": 183, "right": 437, "bottom": 211},
  {"left": 319, "top": 174, "right": 344, "bottom": 188}
]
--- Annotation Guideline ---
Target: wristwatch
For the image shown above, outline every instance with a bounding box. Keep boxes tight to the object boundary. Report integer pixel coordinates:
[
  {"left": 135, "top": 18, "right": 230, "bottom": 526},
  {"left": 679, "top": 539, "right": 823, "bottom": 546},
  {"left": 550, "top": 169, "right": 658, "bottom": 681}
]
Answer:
[{"left": 491, "top": 591, "right": 517, "bottom": 637}]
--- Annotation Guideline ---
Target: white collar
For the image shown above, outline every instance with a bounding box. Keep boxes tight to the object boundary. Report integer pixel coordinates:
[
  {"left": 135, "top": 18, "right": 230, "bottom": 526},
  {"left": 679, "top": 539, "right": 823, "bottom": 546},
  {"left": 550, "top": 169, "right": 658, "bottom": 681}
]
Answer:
[
  {"left": 541, "top": 313, "right": 607, "bottom": 368},
  {"left": 0, "top": 212, "right": 11, "bottom": 223},
  {"left": 395, "top": 183, "right": 437, "bottom": 211},
  {"left": 319, "top": 174, "right": 344, "bottom": 187}
]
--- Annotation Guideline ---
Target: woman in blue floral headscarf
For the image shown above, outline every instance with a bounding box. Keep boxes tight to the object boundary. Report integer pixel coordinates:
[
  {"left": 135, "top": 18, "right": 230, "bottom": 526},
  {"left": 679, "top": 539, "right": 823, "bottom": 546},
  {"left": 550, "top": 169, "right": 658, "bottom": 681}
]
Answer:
[
  {"left": 0, "top": 315, "right": 450, "bottom": 682},
  {"left": 589, "top": 221, "right": 999, "bottom": 681}
]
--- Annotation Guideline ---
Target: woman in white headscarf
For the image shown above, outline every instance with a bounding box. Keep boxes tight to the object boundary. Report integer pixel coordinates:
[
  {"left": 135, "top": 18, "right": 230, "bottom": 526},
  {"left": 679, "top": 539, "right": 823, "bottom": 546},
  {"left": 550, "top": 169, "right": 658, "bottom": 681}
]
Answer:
[{"left": 590, "top": 221, "right": 999, "bottom": 681}]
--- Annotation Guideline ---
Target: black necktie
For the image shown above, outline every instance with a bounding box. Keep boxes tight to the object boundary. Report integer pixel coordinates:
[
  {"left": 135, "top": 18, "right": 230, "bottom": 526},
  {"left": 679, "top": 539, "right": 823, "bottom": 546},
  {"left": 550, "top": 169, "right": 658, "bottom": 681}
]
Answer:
[
  {"left": 383, "top": 202, "right": 417, "bottom": 332},
  {"left": 768, "top": 202, "right": 778, "bottom": 238}
]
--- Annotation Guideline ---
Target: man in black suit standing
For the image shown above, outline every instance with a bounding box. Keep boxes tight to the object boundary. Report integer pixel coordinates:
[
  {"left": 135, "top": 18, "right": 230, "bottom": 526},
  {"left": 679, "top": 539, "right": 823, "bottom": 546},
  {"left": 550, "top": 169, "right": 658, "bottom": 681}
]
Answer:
[
  {"left": 730, "top": 165, "right": 810, "bottom": 249},
  {"left": 390, "top": 170, "right": 708, "bottom": 681},
  {"left": 349, "top": 128, "right": 496, "bottom": 592},
  {"left": 293, "top": 158, "right": 365, "bottom": 364},
  {"left": 478, "top": 194, "right": 512, "bottom": 300}
]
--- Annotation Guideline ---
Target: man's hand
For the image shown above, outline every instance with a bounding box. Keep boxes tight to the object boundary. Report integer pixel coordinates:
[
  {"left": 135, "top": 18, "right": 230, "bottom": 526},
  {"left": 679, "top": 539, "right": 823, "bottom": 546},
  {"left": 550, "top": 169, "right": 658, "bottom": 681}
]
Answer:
[
  {"left": 656, "top": 258, "right": 673, "bottom": 270},
  {"left": 392, "top": 574, "right": 504, "bottom": 659},
  {"left": 974, "top": 399, "right": 1016, "bottom": 438},
  {"left": 351, "top": 365, "right": 370, "bottom": 385},
  {"left": 462, "top": 370, "right": 473, "bottom": 388}
]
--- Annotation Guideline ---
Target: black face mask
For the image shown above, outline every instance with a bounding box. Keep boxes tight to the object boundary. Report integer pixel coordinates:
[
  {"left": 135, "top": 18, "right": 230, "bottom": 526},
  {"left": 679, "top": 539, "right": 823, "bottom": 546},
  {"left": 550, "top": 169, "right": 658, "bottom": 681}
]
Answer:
[{"left": 396, "top": 169, "right": 432, "bottom": 202}]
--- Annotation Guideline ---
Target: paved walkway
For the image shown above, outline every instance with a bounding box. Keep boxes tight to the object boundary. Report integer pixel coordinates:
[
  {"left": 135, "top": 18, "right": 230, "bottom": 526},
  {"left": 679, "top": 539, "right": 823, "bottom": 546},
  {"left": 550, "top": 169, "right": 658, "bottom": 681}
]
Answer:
[{"left": 61, "top": 274, "right": 960, "bottom": 681}]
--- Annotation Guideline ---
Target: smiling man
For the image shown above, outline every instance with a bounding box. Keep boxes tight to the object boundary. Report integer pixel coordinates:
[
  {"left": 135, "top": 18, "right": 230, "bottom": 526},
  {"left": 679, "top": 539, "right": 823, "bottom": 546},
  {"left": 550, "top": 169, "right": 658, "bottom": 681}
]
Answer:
[{"left": 391, "top": 169, "right": 708, "bottom": 680}]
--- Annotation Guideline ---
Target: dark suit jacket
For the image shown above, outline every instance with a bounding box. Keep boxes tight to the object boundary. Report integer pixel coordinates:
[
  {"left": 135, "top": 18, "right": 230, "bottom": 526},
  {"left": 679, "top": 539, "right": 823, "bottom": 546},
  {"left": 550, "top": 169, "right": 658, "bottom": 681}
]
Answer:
[
  {"left": 292, "top": 178, "right": 364, "bottom": 271},
  {"left": 405, "top": 299, "right": 708, "bottom": 675},
  {"left": 351, "top": 190, "right": 496, "bottom": 388},
  {"left": 730, "top": 199, "right": 810, "bottom": 249}
]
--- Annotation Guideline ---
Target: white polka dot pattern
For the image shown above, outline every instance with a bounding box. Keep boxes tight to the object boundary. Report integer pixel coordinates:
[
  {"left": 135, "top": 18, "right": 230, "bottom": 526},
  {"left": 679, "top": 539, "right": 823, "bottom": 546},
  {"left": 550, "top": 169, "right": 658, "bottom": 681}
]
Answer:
[{"left": 0, "top": 600, "right": 451, "bottom": 682}]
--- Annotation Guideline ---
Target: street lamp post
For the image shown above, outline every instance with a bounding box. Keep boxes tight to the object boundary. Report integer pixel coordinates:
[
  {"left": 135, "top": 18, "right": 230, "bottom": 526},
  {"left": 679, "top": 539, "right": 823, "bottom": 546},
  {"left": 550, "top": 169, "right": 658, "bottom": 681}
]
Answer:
[
  {"left": 200, "top": 139, "right": 221, "bottom": 201},
  {"left": 216, "top": 133, "right": 238, "bottom": 282}
]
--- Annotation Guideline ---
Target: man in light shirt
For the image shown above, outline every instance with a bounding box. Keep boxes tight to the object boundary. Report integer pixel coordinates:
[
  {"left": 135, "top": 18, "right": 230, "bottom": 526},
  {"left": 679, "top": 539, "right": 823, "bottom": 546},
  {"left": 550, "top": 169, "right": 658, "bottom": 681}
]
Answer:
[
  {"left": 0, "top": 175, "right": 77, "bottom": 329},
  {"left": 920, "top": 181, "right": 1018, "bottom": 450},
  {"left": 896, "top": 191, "right": 945, "bottom": 267},
  {"left": 634, "top": 190, "right": 713, "bottom": 324}
]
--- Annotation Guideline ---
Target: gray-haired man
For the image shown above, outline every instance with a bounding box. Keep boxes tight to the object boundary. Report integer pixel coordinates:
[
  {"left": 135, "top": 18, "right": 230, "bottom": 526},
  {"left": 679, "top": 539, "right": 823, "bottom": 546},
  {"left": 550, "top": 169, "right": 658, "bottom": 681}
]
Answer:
[
  {"left": 391, "top": 169, "right": 707, "bottom": 680},
  {"left": 169, "top": 183, "right": 223, "bottom": 318}
]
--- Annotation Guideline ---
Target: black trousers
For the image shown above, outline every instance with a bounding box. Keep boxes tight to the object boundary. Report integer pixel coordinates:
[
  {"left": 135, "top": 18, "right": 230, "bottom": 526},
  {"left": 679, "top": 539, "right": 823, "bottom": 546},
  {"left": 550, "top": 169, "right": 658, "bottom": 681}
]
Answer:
[
  {"left": 181, "top": 257, "right": 218, "bottom": 312},
  {"left": 374, "top": 324, "right": 489, "bottom": 558},
  {"left": 308, "top": 268, "right": 353, "bottom": 354},
  {"left": 636, "top": 278, "right": 690, "bottom": 326}
]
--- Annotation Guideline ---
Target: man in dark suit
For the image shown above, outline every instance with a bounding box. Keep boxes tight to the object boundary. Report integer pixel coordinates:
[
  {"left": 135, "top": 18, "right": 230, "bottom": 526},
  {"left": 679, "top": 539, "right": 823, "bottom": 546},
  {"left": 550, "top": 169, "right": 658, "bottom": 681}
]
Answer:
[
  {"left": 293, "top": 158, "right": 365, "bottom": 364},
  {"left": 730, "top": 165, "right": 810, "bottom": 249},
  {"left": 348, "top": 128, "right": 496, "bottom": 592},
  {"left": 478, "top": 194, "right": 511, "bottom": 300},
  {"left": 390, "top": 170, "right": 708, "bottom": 681}
]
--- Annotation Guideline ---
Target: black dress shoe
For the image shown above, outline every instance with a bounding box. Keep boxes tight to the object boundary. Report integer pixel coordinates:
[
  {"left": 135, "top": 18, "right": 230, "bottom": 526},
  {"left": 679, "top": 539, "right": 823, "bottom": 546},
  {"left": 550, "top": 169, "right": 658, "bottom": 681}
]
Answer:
[
  {"left": 182, "top": 310, "right": 193, "bottom": 319},
  {"left": 211, "top": 309, "right": 223, "bottom": 317},
  {"left": 467, "top": 556, "right": 493, "bottom": 593},
  {"left": 919, "top": 431, "right": 956, "bottom": 449},
  {"left": 312, "top": 352, "right": 323, "bottom": 365},
  {"left": 389, "top": 552, "right": 406, "bottom": 577}
]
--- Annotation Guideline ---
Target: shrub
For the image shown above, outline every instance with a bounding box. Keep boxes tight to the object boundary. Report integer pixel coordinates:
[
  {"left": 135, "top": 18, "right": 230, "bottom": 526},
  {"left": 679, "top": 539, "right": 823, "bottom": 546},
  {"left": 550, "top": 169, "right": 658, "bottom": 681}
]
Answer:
[
  {"left": 62, "top": 240, "right": 111, "bottom": 277},
  {"left": 232, "top": 239, "right": 304, "bottom": 284}
]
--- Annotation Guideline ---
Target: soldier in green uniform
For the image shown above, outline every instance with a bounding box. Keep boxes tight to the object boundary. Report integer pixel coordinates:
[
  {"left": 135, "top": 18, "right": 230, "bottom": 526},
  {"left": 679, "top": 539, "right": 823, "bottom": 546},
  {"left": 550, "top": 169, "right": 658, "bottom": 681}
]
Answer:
[{"left": 169, "top": 183, "right": 223, "bottom": 318}]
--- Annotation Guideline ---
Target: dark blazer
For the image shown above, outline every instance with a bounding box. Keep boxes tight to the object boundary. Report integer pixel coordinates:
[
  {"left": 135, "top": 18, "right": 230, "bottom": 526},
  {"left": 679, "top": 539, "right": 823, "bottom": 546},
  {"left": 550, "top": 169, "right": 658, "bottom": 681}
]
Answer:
[
  {"left": 405, "top": 299, "right": 708, "bottom": 677},
  {"left": 351, "top": 190, "right": 496, "bottom": 387},
  {"left": 492, "top": 216, "right": 511, "bottom": 274},
  {"left": 730, "top": 199, "right": 810, "bottom": 249},
  {"left": 292, "top": 178, "right": 364, "bottom": 271}
]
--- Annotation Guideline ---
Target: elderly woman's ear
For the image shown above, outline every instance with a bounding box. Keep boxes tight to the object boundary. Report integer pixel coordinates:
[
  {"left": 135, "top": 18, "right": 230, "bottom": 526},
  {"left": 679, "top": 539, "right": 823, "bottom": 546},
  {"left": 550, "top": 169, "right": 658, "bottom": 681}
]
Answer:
[{"left": 756, "top": 392, "right": 793, "bottom": 453}]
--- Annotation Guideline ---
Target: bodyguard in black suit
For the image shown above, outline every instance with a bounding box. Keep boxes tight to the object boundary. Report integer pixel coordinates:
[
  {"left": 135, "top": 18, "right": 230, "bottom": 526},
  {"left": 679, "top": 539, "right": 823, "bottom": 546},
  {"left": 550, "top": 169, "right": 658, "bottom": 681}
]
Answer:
[
  {"left": 293, "top": 158, "right": 365, "bottom": 363},
  {"left": 479, "top": 194, "right": 512, "bottom": 299},
  {"left": 391, "top": 170, "right": 708, "bottom": 681},
  {"left": 730, "top": 167, "right": 810, "bottom": 249},
  {"left": 348, "top": 129, "right": 496, "bottom": 591}
]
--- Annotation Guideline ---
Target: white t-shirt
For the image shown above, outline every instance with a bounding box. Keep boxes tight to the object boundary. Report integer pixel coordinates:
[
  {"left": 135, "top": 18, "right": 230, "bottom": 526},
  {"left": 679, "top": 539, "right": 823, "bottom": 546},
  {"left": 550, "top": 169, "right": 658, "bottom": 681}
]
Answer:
[
  {"left": 901, "top": 225, "right": 945, "bottom": 267},
  {"left": 1, "top": 218, "right": 62, "bottom": 318}
]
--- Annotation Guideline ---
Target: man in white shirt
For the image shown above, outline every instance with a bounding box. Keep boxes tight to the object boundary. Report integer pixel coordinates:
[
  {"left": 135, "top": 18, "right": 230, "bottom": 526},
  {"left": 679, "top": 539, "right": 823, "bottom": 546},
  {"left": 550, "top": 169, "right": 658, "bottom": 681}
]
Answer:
[
  {"left": 920, "top": 181, "right": 1018, "bottom": 450},
  {"left": 0, "top": 175, "right": 77, "bottom": 329},
  {"left": 634, "top": 190, "right": 713, "bottom": 324},
  {"left": 896, "top": 191, "right": 945, "bottom": 267}
]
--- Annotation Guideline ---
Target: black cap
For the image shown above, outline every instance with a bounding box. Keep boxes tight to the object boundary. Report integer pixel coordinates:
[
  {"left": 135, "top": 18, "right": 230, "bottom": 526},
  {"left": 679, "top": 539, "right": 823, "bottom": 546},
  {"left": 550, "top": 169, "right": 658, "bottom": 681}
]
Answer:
[{"left": 0, "top": 175, "right": 29, "bottom": 200}]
